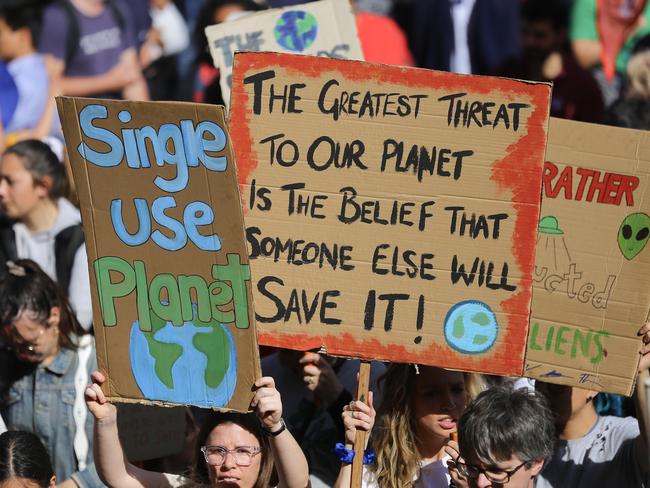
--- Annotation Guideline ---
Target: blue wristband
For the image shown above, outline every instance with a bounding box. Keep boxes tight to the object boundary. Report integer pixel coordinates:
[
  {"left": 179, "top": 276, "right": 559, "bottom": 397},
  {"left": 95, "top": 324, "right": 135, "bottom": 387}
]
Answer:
[
  {"left": 332, "top": 443, "right": 376, "bottom": 465},
  {"left": 333, "top": 443, "right": 355, "bottom": 463},
  {"left": 363, "top": 449, "right": 376, "bottom": 464}
]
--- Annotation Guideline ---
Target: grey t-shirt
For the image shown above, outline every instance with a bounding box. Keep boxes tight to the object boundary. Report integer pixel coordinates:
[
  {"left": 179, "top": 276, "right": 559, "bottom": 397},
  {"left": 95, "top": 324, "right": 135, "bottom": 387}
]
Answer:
[
  {"left": 536, "top": 416, "right": 646, "bottom": 488},
  {"left": 39, "top": 0, "right": 136, "bottom": 97}
]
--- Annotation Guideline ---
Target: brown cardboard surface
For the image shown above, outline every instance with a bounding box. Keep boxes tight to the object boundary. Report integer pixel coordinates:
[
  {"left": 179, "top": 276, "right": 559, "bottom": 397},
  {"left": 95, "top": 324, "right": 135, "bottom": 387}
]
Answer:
[
  {"left": 56, "top": 97, "right": 260, "bottom": 410},
  {"left": 205, "top": 0, "right": 363, "bottom": 107},
  {"left": 229, "top": 52, "right": 552, "bottom": 375},
  {"left": 526, "top": 117, "right": 650, "bottom": 395}
]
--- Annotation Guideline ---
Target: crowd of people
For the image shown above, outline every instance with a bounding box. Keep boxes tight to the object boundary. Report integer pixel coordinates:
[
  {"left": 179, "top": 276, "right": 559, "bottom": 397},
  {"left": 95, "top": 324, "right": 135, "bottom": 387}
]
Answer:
[{"left": 1, "top": 0, "right": 650, "bottom": 487}]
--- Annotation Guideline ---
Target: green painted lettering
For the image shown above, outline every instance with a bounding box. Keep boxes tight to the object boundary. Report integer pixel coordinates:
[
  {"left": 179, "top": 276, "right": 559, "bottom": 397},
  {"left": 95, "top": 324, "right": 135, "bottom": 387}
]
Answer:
[
  {"left": 178, "top": 275, "right": 211, "bottom": 322},
  {"left": 554, "top": 326, "right": 569, "bottom": 355},
  {"left": 94, "top": 256, "right": 135, "bottom": 327},
  {"left": 150, "top": 274, "right": 183, "bottom": 325},
  {"left": 529, "top": 322, "right": 543, "bottom": 351},
  {"left": 591, "top": 330, "right": 609, "bottom": 364}
]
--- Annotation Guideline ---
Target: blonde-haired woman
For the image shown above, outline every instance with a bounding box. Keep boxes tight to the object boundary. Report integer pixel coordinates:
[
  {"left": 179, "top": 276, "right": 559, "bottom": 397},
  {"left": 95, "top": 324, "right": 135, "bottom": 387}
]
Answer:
[{"left": 334, "top": 364, "right": 483, "bottom": 488}]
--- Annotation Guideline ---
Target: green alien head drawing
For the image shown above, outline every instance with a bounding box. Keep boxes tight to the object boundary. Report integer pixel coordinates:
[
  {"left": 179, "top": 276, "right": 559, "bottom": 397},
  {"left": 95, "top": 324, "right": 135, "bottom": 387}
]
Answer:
[{"left": 618, "top": 213, "right": 650, "bottom": 260}]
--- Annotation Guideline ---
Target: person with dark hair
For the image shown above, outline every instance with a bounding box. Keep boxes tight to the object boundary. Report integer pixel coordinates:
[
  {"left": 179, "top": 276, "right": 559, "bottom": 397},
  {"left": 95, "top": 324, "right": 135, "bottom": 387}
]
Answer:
[
  {"left": 0, "top": 430, "right": 56, "bottom": 488},
  {"left": 0, "top": 0, "right": 58, "bottom": 145},
  {"left": 446, "top": 386, "right": 556, "bottom": 488},
  {"left": 0, "top": 259, "right": 101, "bottom": 487},
  {"left": 85, "top": 371, "right": 310, "bottom": 488},
  {"left": 498, "top": 0, "right": 604, "bottom": 123},
  {"left": 0, "top": 139, "right": 91, "bottom": 330},
  {"left": 193, "top": 0, "right": 265, "bottom": 105}
]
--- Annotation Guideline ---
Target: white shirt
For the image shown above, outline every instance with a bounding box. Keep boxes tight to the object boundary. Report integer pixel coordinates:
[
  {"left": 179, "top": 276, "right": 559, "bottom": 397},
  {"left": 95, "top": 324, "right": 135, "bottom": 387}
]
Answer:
[{"left": 449, "top": 0, "right": 477, "bottom": 74}]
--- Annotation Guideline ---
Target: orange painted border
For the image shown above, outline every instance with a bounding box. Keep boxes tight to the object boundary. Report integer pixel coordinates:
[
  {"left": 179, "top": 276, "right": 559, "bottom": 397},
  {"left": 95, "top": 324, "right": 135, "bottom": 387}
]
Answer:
[{"left": 230, "top": 52, "right": 550, "bottom": 375}]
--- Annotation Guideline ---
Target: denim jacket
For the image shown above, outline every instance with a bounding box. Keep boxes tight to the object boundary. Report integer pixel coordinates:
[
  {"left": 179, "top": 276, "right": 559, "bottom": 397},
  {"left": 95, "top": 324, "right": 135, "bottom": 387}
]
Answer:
[{"left": 0, "top": 336, "right": 105, "bottom": 487}]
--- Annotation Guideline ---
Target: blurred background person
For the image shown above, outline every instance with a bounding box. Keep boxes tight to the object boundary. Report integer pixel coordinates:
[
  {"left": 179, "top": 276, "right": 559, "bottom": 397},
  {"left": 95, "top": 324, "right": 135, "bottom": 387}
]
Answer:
[
  {"left": 0, "top": 0, "right": 60, "bottom": 148},
  {"left": 39, "top": 0, "right": 148, "bottom": 100},
  {"left": 498, "top": 0, "right": 604, "bottom": 123},
  {"left": 0, "top": 140, "right": 91, "bottom": 330},
  {"left": 571, "top": 0, "right": 650, "bottom": 105},
  {"left": 141, "top": 0, "right": 189, "bottom": 100},
  {"left": 396, "top": 0, "right": 521, "bottom": 74}
]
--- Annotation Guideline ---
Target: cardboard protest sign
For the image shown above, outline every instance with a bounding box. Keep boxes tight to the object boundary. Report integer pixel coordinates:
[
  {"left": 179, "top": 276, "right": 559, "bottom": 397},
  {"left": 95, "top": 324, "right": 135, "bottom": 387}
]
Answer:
[
  {"left": 57, "top": 98, "right": 260, "bottom": 409},
  {"left": 229, "top": 52, "right": 551, "bottom": 375},
  {"left": 205, "top": 0, "right": 362, "bottom": 107},
  {"left": 525, "top": 117, "right": 650, "bottom": 395}
]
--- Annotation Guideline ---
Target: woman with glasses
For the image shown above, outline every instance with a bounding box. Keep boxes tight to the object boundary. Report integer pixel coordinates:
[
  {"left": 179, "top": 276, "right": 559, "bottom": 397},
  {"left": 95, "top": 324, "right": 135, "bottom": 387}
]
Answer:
[
  {"left": 85, "top": 371, "right": 310, "bottom": 488},
  {"left": 0, "top": 259, "right": 100, "bottom": 487},
  {"left": 334, "top": 364, "right": 483, "bottom": 488}
]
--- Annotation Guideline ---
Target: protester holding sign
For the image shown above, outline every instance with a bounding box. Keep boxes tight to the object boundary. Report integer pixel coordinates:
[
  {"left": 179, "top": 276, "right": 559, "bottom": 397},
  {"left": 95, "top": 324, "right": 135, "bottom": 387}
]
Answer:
[
  {"left": 86, "top": 371, "right": 309, "bottom": 488},
  {"left": 335, "top": 364, "right": 483, "bottom": 488},
  {"left": 533, "top": 325, "right": 650, "bottom": 488},
  {"left": 0, "top": 140, "right": 91, "bottom": 330},
  {"left": 0, "top": 259, "right": 100, "bottom": 488},
  {"left": 262, "top": 350, "right": 385, "bottom": 488}
]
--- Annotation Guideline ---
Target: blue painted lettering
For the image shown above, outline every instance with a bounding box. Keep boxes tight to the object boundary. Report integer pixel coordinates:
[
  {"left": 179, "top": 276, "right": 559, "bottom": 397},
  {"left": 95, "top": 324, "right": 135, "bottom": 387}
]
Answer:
[{"left": 77, "top": 104, "right": 228, "bottom": 192}]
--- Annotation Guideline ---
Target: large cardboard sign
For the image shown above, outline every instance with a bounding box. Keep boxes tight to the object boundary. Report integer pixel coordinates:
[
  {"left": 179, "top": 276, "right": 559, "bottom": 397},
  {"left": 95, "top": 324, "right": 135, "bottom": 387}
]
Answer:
[
  {"left": 57, "top": 98, "right": 260, "bottom": 409},
  {"left": 526, "top": 118, "right": 650, "bottom": 395},
  {"left": 205, "top": 0, "right": 362, "bottom": 107},
  {"left": 229, "top": 52, "right": 551, "bottom": 375}
]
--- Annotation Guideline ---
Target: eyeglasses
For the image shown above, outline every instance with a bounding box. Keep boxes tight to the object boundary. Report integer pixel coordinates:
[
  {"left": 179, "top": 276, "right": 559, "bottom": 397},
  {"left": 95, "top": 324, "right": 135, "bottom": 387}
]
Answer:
[
  {"left": 455, "top": 460, "right": 528, "bottom": 483},
  {"left": 201, "top": 446, "right": 262, "bottom": 466},
  {"left": 1, "top": 322, "right": 49, "bottom": 353}
]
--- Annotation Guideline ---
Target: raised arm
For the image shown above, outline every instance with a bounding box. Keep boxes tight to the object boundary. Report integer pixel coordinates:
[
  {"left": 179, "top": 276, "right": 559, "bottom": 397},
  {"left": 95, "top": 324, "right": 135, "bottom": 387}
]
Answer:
[
  {"left": 333, "top": 392, "right": 375, "bottom": 488},
  {"left": 85, "top": 371, "right": 169, "bottom": 488},
  {"left": 252, "top": 376, "right": 309, "bottom": 488}
]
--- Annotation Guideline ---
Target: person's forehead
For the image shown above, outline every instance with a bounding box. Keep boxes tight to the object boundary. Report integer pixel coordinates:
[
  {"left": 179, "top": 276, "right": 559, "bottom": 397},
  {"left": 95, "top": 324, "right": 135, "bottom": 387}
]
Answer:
[
  {"left": 207, "top": 422, "right": 260, "bottom": 447},
  {"left": 13, "top": 310, "right": 43, "bottom": 329},
  {"left": 0, "top": 154, "right": 29, "bottom": 176},
  {"left": 480, "top": 453, "right": 525, "bottom": 471},
  {"left": 416, "top": 367, "right": 464, "bottom": 387},
  {"left": 0, "top": 477, "right": 44, "bottom": 488}
]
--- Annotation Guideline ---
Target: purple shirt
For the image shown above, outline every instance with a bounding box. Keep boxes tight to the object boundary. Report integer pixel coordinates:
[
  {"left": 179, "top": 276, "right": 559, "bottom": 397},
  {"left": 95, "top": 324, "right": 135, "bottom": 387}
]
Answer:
[{"left": 39, "top": 0, "right": 136, "bottom": 96}]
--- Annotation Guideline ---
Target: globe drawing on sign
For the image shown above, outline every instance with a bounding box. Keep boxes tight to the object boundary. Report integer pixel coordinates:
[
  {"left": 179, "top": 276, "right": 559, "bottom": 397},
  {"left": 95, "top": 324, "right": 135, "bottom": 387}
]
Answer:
[
  {"left": 274, "top": 10, "right": 318, "bottom": 52},
  {"left": 130, "top": 305, "right": 237, "bottom": 407},
  {"left": 443, "top": 300, "right": 498, "bottom": 354}
]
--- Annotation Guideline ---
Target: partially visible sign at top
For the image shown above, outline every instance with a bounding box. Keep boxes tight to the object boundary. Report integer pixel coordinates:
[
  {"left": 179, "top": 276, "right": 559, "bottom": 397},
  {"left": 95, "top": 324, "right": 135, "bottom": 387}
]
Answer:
[{"left": 205, "top": 0, "right": 363, "bottom": 106}]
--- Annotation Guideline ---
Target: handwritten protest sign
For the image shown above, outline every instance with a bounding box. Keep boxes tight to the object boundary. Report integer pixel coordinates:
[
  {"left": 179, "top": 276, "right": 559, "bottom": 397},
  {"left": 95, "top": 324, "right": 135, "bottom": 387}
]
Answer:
[
  {"left": 525, "top": 117, "right": 650, "bottom": 395},
  {"left": 229, "top": 52, "right": 551, "bottom": 375},
  {"left": 57, "top": 98, "right": 260, "bottom": 409},
  {"left": 205, "top": 0, "right": 362, "bottom": 107}
]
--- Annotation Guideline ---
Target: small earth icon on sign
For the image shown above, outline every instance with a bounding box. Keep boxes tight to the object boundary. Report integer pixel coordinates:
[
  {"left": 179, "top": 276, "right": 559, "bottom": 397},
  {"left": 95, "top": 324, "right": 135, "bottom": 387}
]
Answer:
[
  {"left": 274, "top": 10, "right": 318, "bottom": 52},
  {"left": 443, "top": 300, "right": 498, "bottom": 354}
]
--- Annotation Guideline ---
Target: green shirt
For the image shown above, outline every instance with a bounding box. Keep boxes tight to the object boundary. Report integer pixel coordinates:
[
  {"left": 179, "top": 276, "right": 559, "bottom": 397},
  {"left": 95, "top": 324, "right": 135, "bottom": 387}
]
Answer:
[{"left": 571, "top": 0, "right": 650, "bottom": 73}]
